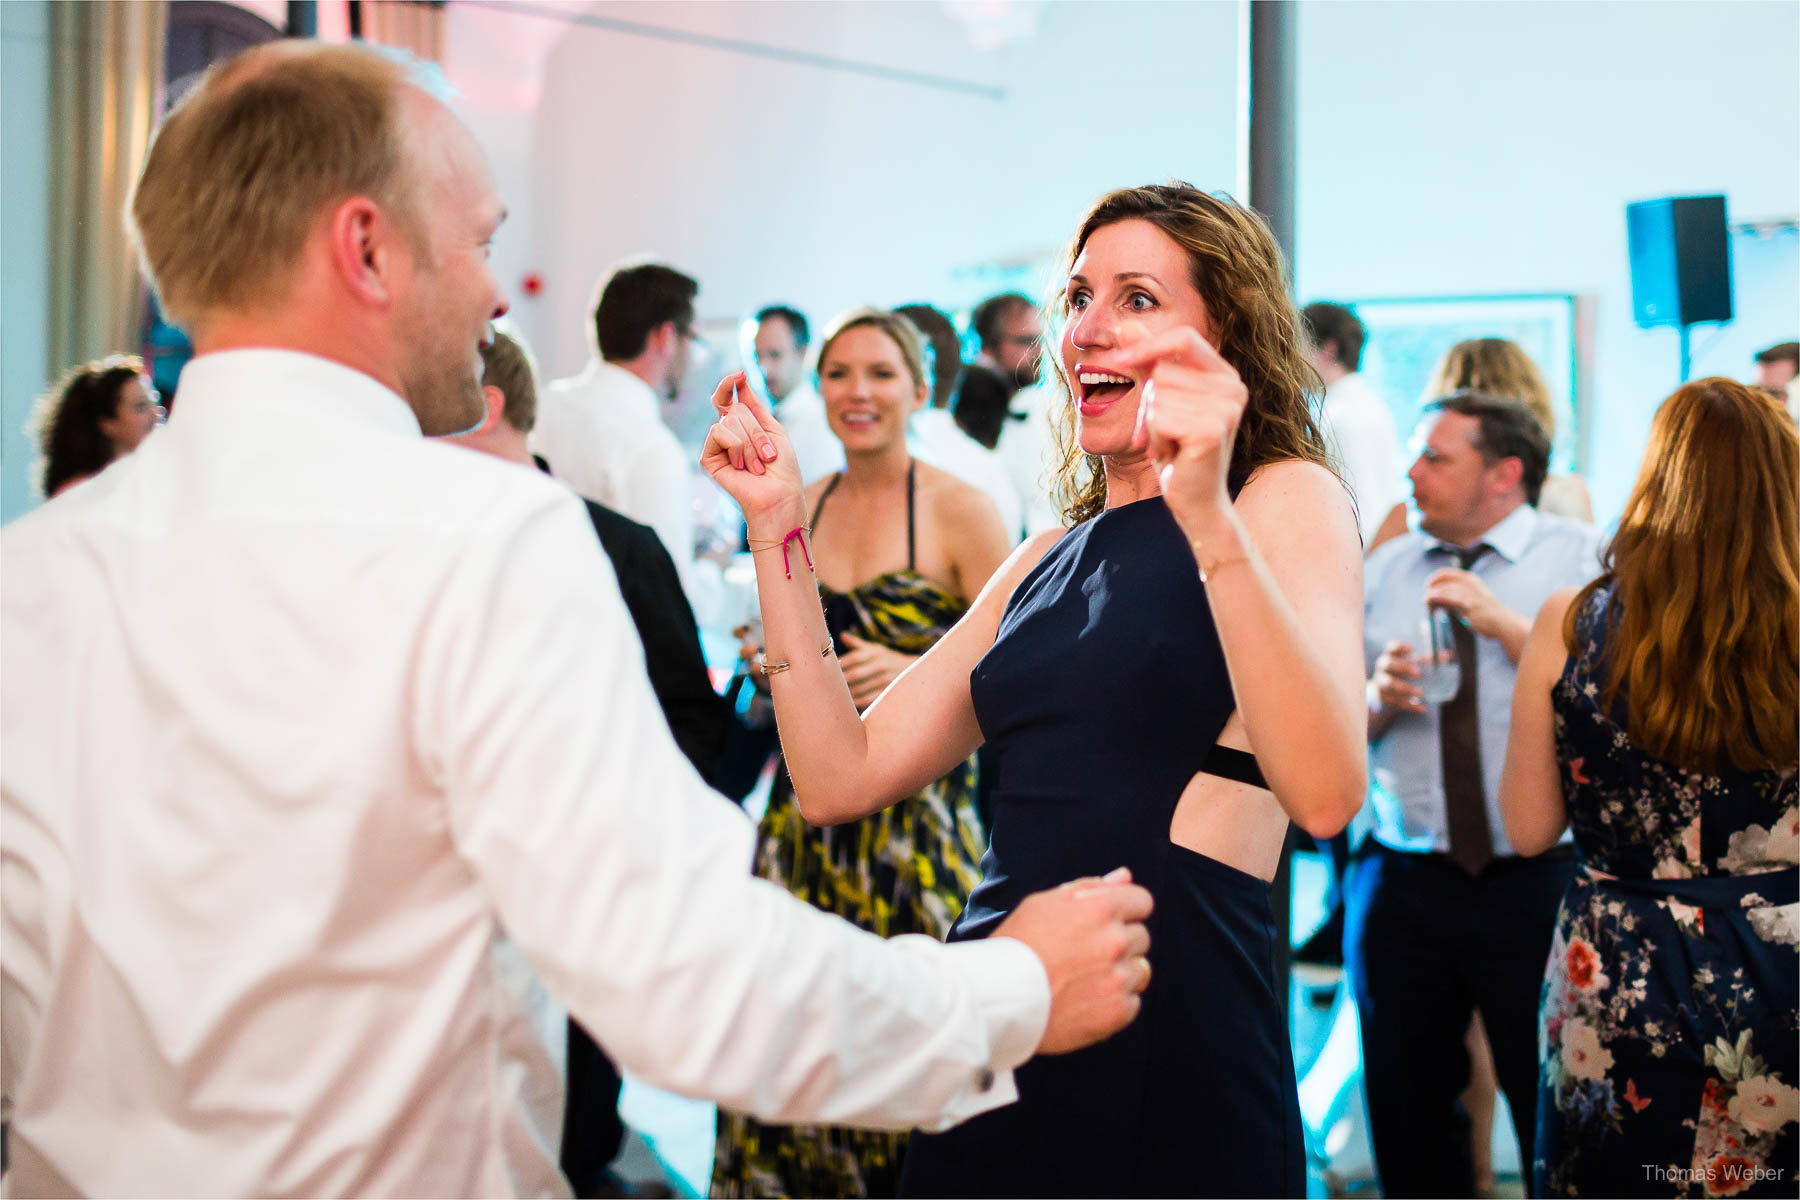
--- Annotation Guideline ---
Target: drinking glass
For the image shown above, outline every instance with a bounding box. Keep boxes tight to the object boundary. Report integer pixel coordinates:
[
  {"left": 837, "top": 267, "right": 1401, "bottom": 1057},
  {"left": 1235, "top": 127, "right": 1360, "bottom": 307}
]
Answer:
[{"left": 1417, "top": 608, "right": 1462, "bottom": 704}]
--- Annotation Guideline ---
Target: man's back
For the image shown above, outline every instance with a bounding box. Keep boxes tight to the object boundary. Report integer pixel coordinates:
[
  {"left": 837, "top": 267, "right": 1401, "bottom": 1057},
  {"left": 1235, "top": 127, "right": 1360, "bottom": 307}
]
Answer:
[
  {"left": 1320, "top": 372, "right": 1403, "bottom": 544},
  {"left": 534, "top": 363, "right": 688, "bottom": 542},
  {"left": 3, "top": 350, "right": 1070, "bottom": 1198},
  {"left": 2, "top": 351, "right": 588, "bottom": 1195}
]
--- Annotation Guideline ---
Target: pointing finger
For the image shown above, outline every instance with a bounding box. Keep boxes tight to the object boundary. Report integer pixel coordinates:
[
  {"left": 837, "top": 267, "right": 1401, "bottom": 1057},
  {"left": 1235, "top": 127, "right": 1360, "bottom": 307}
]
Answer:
[{"left": 1110, "top": 325, "right": 1228, "bottom": 375}]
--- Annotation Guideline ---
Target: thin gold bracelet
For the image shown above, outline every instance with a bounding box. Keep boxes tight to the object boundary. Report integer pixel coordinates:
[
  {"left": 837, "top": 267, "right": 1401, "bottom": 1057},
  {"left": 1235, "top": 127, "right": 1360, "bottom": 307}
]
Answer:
[
  {"left": 1190, "top": 540, "right": 1251, "bottom": 584},
  {"left": 760, "top": 639, "right": 834, "bottom": 677}
]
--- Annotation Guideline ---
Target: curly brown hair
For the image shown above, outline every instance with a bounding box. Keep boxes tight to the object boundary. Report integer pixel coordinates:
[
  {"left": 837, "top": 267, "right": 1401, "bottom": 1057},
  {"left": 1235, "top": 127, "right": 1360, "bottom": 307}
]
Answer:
[
  {"left": 1044, "top": 183, "right": 1333, "bottom": 526},
  {"left": 1564, "top": 378, "right": 1797, "bottom": 772},
  {"left": 31, "top": 356, "right": 147, "bottom": 497}
]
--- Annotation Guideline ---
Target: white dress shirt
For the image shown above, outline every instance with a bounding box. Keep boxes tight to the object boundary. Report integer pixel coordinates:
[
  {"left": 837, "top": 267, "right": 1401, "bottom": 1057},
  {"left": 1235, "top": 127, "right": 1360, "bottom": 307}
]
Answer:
[
  {"left": 993, "top": 382, "right": 1064, "bottom": 536},
  {"left": 1363, "top": 503, "right": 1604, "bottom": 857},
  {"left": 771, "top": 381, "right": 844, "bottom": 487},
  {"left": 1319, "top": 372, "right": 1403, "bottom": 544},
  {"left": 0, "top": 350, "right": 1049, "bottom": 1198},
  {"left": 908, "top": 407, "right": 1024, "bottom": 542},
  {"left": 532, "top": 359, "right": 696, "bottom": 588}
]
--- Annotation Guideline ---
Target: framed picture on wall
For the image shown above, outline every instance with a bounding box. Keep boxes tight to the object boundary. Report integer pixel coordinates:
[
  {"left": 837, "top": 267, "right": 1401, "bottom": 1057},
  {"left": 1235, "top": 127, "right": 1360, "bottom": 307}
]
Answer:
[{"left": 1347, "top": 294, "right": 1585, "bottom": 473}]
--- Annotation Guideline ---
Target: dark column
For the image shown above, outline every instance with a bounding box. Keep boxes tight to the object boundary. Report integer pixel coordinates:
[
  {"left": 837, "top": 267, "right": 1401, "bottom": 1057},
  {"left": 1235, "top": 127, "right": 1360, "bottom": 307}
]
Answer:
[
  {"left": 1248, "top": 0, "right": 1297, "bottom": 261},
  {"left": 285, "top": 1, "right": 316, "bottom": 38},
  {"left": 1247, "top": 0, "right": 1299, "bottom": 1016}
]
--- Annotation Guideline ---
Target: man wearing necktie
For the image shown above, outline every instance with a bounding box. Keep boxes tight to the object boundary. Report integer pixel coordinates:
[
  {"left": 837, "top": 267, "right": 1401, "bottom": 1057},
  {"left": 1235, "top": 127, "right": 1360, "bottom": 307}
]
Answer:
[{"left": 1349, "top": 391, "right": 1605, "bottom": 1197}]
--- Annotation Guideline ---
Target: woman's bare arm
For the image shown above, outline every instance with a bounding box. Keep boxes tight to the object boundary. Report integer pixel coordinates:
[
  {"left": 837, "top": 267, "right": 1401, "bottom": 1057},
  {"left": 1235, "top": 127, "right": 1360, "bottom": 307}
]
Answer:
[
  {"left": 1500, "top": 589, "right": 1576, "bottom": 855},
  {"left": 1116, "top": 326, "right": 1365, "bottom": 839},
  {"left": 703, "top": 371, "right": 1062, "bottom": 826},
  {"left": 764, "top": 525, "right": 1059, "bottom": 825},
  {"left": 1186, "top": 461, "right": 1368, "bottom": 837}
]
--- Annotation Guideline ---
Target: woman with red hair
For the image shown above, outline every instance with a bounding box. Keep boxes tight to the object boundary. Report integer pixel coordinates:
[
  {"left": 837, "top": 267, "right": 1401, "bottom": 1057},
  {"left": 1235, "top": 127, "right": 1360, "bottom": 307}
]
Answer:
[{"left": 1502, "top": 378, "right": 1798, "bottom": 1196}]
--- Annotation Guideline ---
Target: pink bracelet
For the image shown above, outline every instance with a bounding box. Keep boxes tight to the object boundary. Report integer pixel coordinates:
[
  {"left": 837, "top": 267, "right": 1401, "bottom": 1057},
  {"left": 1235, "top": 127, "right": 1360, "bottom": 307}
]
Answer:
[{"left": 747, "top": 526, "right": 815, "bottom": 580}]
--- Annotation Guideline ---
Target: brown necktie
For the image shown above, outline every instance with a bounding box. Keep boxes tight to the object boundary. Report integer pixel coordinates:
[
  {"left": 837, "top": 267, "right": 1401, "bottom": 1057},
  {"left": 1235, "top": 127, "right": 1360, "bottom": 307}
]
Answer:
[{"left": 1437, "top": 543, "right": 1493, "bottom": 875}]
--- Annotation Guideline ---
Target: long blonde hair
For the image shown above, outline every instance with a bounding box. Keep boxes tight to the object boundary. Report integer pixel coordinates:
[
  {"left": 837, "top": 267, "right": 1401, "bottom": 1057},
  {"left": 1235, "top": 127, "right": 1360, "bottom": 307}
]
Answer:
[
  {"left": 1427, "top": 338, "right": 1555, "bottom": 438},
  {"left": 1044, "top": 184, "right": 1332, "bottom": 525},
  {"left": 1566, "top": 378, "right": 1798, "bottom": 772}
]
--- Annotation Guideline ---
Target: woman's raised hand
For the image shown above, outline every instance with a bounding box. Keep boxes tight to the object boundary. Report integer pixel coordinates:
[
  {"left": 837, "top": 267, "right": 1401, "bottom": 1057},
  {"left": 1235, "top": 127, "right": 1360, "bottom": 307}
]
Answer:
[
  {"left": 701, "top": 372, "right": 805, "bottom": 520},
  {"left": 1115, "top": 325, "right": 1248, "bottom": 536}
]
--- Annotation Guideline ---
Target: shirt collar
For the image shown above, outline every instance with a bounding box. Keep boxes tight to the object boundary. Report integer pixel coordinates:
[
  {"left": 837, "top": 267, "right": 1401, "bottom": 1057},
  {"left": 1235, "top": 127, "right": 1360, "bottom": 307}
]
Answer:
[
  {"left": 1433, "top": 502, "right": 1536, "bottom": 564},
  {"left": 594, "top": 359, "right": 661, "bottom": 416},
  {"left": 170, "top": 349, "right": 422, "bottom": 438}
]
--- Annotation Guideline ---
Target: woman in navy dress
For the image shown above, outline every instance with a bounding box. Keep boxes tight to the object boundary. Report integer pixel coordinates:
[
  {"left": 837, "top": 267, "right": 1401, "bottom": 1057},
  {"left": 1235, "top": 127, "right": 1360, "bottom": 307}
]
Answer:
[
  {"left": 701, "top": 183, "right": 1369, "bottom": 1197},
  {"left": 1501, "top": 378, "right": 1798, "bottom": 1197}
]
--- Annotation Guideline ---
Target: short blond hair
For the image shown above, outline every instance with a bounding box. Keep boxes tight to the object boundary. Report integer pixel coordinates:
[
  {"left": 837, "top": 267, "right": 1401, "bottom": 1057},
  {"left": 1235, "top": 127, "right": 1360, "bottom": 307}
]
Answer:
[
  {"left": 480, "top": 331, "right": 538, "bottom": 434},
  {"left": 130, "top": 42, "right": 423, "bottom": 328}
]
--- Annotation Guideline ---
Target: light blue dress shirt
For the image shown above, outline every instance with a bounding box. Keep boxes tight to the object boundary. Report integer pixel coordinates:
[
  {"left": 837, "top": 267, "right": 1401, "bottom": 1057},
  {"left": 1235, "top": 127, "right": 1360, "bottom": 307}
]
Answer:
[{"left": 1363, "top": 504, "right": 1605, "bottom": 857}]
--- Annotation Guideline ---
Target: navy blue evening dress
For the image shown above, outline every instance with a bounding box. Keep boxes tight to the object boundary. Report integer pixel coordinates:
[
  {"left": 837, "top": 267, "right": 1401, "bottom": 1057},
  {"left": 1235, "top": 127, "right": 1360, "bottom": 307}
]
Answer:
[{"left": 899, "top": 496, "right": 1306, "bottom": 1198}]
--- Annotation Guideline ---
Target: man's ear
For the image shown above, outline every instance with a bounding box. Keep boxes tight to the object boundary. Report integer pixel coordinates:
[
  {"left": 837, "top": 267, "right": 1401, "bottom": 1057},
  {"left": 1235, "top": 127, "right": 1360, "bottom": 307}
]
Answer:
[
  {"left": 477, "top": 384, "right": 507, "bottom": 435},
  {"left": 651, "top": 320, "right": 680, "bottom": 360},
  {"left": 326, "top": 195, "right": 405, "bottom": 307},
  {"left": 1490, "top": 455, "right": 1525, "bottom": 497}
]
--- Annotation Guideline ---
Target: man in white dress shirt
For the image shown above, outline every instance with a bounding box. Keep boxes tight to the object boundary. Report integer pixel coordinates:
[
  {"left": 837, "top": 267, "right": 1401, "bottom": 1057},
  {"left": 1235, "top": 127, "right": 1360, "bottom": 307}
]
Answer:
[
  {"left": 1302, "top": 302, "right": 1404, "bottom": 546},
  {"left": 971, "top": 293, "right": 1063, "bottom": 536},
  {"left": 896, "top": 302, "right": 1024, "bottom": 542},
  {"left": 534, "top": 263, "right": 704, "bottom": 591},
  {"left": 745, "top": 304, "right": 843, "bottom": 486},
  {"left": 0, "top": 42, "right": 1152, "bottom": 1198}
]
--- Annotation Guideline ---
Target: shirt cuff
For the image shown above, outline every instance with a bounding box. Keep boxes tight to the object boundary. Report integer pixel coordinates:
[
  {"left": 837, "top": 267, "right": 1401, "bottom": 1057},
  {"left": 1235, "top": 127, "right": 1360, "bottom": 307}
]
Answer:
[{"left": 909, "top": 935, "right": 1049, "bottom": 1130}]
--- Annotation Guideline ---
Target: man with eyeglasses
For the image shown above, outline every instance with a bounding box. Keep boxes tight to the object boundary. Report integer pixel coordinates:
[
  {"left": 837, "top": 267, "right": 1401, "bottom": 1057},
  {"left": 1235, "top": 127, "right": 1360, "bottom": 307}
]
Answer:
[
  {"left": 534, "top": 262, "right": 710, "bottom": 605},
  {"left": 971, "top": 291, "right": 1062, "bottom": 536}
]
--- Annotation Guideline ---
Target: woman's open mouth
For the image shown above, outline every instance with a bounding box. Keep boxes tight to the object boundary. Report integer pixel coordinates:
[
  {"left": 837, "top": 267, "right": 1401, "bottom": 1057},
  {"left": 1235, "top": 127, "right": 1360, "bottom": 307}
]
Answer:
[{"left": 1076, "top": 365, "right": 1135, "bottom": 415}]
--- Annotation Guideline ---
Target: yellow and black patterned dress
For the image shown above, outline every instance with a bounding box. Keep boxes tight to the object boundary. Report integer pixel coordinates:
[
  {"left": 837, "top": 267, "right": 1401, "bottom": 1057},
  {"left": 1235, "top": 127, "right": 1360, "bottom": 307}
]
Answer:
[{"left": 711, "top": 465, "right": 987, "bottom": 1199}]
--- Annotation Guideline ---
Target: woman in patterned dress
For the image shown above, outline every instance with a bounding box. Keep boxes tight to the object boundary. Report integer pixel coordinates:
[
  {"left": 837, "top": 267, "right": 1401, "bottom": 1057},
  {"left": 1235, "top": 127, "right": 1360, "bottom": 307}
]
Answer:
[
  {"left": 1501, "top": 377, "right": 1798, "bottom": 1197},
  {"left": 711, "top": 308, "right": 1012, "bottom": 1199}
]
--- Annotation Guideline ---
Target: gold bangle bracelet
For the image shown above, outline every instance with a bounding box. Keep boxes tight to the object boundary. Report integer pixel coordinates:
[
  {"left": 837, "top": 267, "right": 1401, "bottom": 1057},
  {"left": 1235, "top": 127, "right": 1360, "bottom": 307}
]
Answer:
[{"left": 760, "top": 639, "right": 834, "bottom": 677}]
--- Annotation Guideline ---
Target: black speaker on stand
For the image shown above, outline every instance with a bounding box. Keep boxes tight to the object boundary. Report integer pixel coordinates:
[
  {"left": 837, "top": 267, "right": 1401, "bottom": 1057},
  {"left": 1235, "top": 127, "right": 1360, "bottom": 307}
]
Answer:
[{"left": 1626, "top": 194, "right": 1733, "bottom": 381}]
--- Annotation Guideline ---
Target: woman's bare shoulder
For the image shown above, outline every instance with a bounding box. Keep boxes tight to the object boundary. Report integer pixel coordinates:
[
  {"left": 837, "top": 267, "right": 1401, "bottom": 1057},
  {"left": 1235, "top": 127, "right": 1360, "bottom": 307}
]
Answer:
[
  {"left": 1237, "top": 459, "right": 1361, "bottom": 564},
  {"left": 1239, "top": 457, "right": 1351, "bottom": 505}
]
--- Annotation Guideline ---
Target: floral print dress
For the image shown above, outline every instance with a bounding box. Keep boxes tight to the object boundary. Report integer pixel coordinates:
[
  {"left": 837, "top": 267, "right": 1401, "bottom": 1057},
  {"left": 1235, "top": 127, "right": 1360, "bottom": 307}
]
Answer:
[{"left": 1537, "top": 587, "right": 1799, "bottom": 1197}]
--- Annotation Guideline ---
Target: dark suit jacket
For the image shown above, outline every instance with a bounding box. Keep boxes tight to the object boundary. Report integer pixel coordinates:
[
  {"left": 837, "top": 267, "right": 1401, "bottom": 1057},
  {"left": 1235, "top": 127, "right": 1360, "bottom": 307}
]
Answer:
[
  {"left": 579, "top": 497, "right": 729, "bottom": 780},
  {"left": 534, "top": 455, "right": 729, "bottom": 780}
]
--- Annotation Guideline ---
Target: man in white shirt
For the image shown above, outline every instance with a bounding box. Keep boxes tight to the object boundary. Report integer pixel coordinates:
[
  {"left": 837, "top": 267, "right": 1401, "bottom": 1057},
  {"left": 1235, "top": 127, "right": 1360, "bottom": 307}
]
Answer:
[
  {"left": 0, "top": 42, "right": 1153, "bottom": 1198},
  {"left": 1303, "top": 302, "right": 1404, "bottom": 546},
  {"left": 971, "top": 293, "right": 1063, "bottom": 535},
  {"left": 896, "top": 302, "right": 1024, "bottom": 542},
  {"left": 534, "top": 263, "right": 704, "bottom": 594},
  {"left": 744, "top": 304, "right": 842, "bottom": 486}
]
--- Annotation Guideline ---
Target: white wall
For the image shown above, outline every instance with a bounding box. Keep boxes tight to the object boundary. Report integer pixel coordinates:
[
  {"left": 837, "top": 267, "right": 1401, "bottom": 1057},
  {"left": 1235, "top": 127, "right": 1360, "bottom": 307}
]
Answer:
[
  {"left": 441, "top": 0, "right": 1241, "bottom": 382},
  {"left": 1295, "top": 0, "right": 1800, "bottom": 523},
  {"left": 1, "top": 0, "right": 52, "bottom": 523}
]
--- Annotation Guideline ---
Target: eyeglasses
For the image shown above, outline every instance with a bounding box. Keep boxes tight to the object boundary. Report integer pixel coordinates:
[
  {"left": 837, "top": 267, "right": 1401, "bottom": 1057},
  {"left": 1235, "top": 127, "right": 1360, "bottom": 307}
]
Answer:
[{"left": 682, "top": 327, "right": 714, "bottom": 364}]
